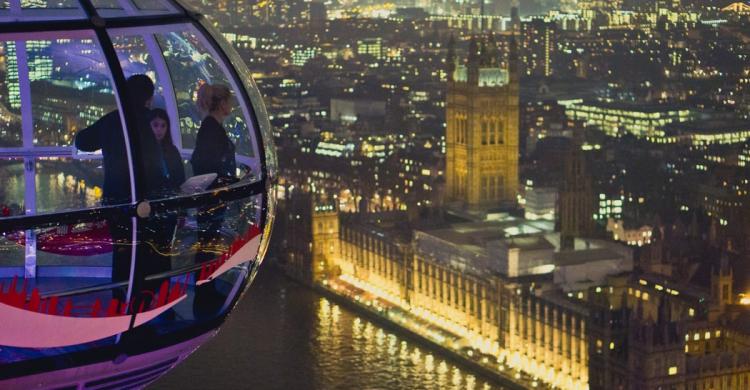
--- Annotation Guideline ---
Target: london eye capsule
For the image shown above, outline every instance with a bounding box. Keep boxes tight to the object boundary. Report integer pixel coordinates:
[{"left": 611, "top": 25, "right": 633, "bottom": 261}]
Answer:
[{"left": 0, "top": 0, "right": 276, "bottom": 387}]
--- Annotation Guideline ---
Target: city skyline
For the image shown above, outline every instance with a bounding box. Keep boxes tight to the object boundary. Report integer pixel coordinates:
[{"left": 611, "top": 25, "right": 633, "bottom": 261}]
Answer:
[
  {"left": 1, "top": 0, "right": 750, "bottom": 388},
  {"left": 218, "top": 0, "right": 750, "bottom": 389}
]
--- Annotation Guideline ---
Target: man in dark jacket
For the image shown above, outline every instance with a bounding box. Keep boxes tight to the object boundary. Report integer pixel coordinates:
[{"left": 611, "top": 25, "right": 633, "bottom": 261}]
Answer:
[
  {"left": 75, "top": 74, "right": 168, "bottom": 204},
  {"left": 75, "top": 74, "right": 168, "bottom": 306}
]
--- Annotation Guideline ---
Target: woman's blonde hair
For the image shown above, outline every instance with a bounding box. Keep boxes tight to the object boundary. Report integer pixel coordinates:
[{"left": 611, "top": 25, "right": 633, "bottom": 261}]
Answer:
[{"left": 196, "top": 83, "right": 232, "bottom": 114}]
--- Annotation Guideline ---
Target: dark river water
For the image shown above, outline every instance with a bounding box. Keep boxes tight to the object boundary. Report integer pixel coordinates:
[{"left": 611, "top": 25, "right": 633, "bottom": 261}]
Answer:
[{"left": 153, "top": 268, "right": 505, "bottom": 390}]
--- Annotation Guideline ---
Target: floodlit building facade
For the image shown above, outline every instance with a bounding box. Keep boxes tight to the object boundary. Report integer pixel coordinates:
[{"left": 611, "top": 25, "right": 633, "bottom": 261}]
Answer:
[
  {"left": 562, "top": 100, "right": 694, "bottom": 138},
  {"left": 445, "top": 35, "right": 519, "bottom": 210},
  {"left": 313, "top": 206, "right": 750, "bottom": 390}
]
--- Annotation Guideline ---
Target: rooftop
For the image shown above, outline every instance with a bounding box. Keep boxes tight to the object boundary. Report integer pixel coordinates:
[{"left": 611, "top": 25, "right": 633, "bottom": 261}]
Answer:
[
  {"left": 502, "top": 235, "right": 556, "bottom": 251},
  {"left": 570, "top": 100, "right": 690, "bottom": 113},
  {"left": 663, "top": 119, "right": 750, "bottom": 135},
  {"left": 341, "top": 211, "right": 414, "bottom": 243},
  {"left": 554, "top": 248, "right": 625, "bottom": 266},
  {"left": 418, "top": 218, "right": 555, "bottom": 250}
]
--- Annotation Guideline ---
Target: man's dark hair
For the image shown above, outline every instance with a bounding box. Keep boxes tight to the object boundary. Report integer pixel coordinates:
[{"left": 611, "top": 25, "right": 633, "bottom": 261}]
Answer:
[{"left": 126, "top": 74, "right": 155, "bottom": 107}]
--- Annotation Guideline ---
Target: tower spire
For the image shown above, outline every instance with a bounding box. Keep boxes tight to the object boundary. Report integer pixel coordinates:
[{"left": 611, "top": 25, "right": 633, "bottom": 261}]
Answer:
[
  {"left": 446, "top": 34, "right": 456, "bottom": 82},
  {"left": 480, "top": 36, "right": 489, "bottom": 67},
  {"left": 486, "top": 33, "right": 499, "bottom": 67},
  {"left": 468, "top": 35, "right": 480, "bottom": 85},
  {"left": 508, "top": 33, "right": 519, "bottom": 83},
  {"left": 479, "top": 0, "right": 485, "bottom": 32}
]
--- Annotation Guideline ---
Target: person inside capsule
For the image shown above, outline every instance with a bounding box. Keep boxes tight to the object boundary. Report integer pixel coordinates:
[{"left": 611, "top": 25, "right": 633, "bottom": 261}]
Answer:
[
  {"left": 191, "top": 83, "right": 238, "bottom": 317},
  {"left": 74, "top": 74, "right": 169, "bottom": 306}
]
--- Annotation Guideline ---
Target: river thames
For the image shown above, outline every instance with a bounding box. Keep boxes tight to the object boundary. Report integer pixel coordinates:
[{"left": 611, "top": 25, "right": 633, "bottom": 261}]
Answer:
[{"left": 155, "top": 268, "right": 507, "bottom": 389}]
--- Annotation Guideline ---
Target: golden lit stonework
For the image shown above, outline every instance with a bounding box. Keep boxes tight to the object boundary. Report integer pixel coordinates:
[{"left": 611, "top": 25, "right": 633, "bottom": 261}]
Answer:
[{"left": 445, "top": 35, "right": 519, "bottom": 210}]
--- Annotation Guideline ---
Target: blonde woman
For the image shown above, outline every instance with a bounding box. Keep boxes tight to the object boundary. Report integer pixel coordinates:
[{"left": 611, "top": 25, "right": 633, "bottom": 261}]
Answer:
[
  {"left": 190, "top": 83, "right": 236, "bottom": 187},
  {"left": 190, "top": 83, "right": 238, "bottom": 318}
]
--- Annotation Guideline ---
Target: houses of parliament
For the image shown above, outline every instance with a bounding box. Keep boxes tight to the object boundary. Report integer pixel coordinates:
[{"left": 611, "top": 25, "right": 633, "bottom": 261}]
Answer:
[
  {"left": 274, "top": 34, "right": 750, "bottom": 390},
  {"left": 445, "top": 34, "right": 519, "bottom": 210}
]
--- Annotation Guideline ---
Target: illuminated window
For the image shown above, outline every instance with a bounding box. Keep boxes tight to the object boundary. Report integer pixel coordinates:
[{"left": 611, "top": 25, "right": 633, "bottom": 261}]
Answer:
[
  {"left": 689, "top": 308, "right": 695, "bottom": 317},
  {"left": 668, "top": 366, "right": 677, "bottom": 375}
]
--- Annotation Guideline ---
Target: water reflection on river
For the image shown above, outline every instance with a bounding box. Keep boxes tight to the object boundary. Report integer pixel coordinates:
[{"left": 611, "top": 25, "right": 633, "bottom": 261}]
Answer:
[{"left": 155, "top": 269, "right": 505, "bottom": 389}]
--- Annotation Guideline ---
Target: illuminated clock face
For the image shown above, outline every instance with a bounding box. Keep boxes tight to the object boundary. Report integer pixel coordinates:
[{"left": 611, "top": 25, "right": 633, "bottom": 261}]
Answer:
[{"left": 0, "top": 0, "right": 275, "bottom": 387}]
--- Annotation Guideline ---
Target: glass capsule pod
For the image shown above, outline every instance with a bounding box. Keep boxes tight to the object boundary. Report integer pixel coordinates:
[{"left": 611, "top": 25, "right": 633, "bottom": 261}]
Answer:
[{"left": 0, "top": 0, "right": 276, "bottom": 387}]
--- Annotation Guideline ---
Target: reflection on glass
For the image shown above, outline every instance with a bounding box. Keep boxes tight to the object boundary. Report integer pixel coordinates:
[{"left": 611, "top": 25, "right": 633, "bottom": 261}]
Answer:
[
  {"left": 204, "top": 29, "right": 272, "bottom": 261},
  {"left": 0, "top": 156, "right": 31, "bottom": 281},
  {"left": 0, "top": 227, "right": 24, "bottom": 269},
  {"left": 0, "top": 13, "right": 273, "bottom": 385},
  {"left": 34, "top": 219, "right": 113, "bottom": 268},
  {"left": 110, "top": 34, "right": 168, "bottom": 109},
  {"left": 90, "top": 0, "right": 122, "bottom": 11},
  {"left": 132, "top": 0, "right": 169, "bottom": 11},
  {"left": 20, "top": 0, "right": 78, "bottom": 8},
  {"left": 91, "top": 0, "right": 175, "bottom": 15},
  {"left": 151, "top": 193, "right": 263, "bottom": 322},
  {"left": 28, "top": 38, "right": 117, "bottom": 147},
  {"left": 156, "top": 30, "right": 253, "bottom": 157},
  {"left": 0, "top": 158, "right": 24, "bottom": 216},
  {"left": 0, "top": 42, "right": 22, "bottom": 147},
  {"left": 0, "top": 190, "right": 263, "bottom": 359},
  {"left": 34, "top": 158, "right": 103, "bottom": 213}
]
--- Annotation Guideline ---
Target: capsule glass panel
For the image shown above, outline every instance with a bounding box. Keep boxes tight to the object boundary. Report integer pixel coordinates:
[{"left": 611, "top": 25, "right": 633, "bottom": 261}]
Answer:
[
  {"left": 0, "top": 42, "right": 22, "bottom": 147},
  {"left": 0, "top": 3, "right": 274, "bottom": 386},
  {"left": 155, "top": 28, "right": 256, "bottom": 160}
]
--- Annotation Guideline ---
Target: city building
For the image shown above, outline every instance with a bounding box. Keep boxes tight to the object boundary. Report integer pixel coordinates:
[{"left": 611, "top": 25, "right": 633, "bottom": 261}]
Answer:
[
  {"left": 654, "top": 120, "right": 750, "bottom": 146},
  {"left": 357, "top": 38, "right": 384, "bottom": 60},
  {"left": 307, "top": 1, "right": 327, "bottom": 29},
  {"left": 290, "top": 45, "right": 320, "bottom": 66},
  {"left": 579, "top": 0, "right": 623, "bottom": 11},
  {"left": 524, "top": 184, "right": 558, "bottom": 221},
  {"left": 330, "top": 98, "right": 387, "bottom": 124},
  {"left": 521, "top": 19, "right": 557, "bottom": 78},
  {"left": 606, "top": 218, "right": 654, "bottom": 246},
  {"left": 291, "top": 198, "right": 750, "bottom": 390},
  {"left": 312, "top": 196, "right": 340, "bottom": 282},
  {"left": 594, "top": 193, "right": 625, "bottom": 222},
  {"left": 559, "top": 138, "right": 597, "bottom": 249},
  {"left": 223, "top": 2, "right": 750, "bottom": 389},
  {"left": 562, "top": 100, "right": 694, "bottom": 138},
  {"left": 722, "top": 2, "right": 750, "bottom": 15},
  {"left": 445, "top": 35, "right": 519, "bottom": 210}
]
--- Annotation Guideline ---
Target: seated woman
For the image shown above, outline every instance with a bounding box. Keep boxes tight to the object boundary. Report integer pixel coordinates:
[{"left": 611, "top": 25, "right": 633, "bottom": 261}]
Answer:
[{"left": 190, "top": 83, "right": 236, "bottom": 188}]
